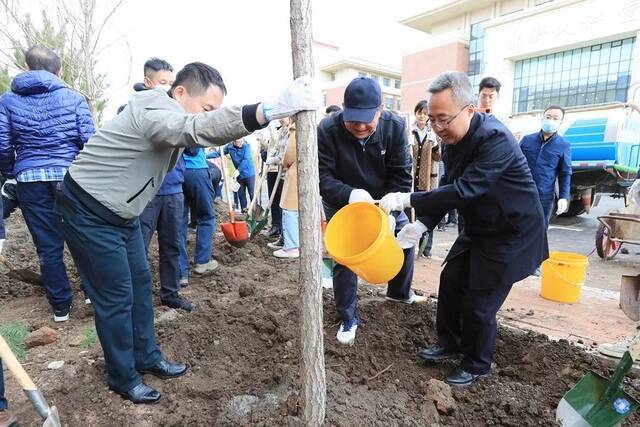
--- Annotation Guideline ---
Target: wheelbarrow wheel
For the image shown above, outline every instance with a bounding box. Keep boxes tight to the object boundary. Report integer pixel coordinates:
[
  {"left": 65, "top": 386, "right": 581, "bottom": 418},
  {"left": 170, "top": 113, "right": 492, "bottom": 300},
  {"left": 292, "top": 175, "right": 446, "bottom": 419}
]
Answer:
[{"left": 595, "top": 222, "right": 621, "bottom": 260}]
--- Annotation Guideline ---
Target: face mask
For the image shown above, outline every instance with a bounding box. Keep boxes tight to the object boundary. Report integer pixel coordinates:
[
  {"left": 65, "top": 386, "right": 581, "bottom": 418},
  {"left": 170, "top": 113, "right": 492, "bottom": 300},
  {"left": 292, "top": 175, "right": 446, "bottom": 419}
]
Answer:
[
  {"left": 541, "top": 118, "right": 560, "bottom": 134},
  {"left": 156, "top": 84, "right": 171, "bottom": 92}
]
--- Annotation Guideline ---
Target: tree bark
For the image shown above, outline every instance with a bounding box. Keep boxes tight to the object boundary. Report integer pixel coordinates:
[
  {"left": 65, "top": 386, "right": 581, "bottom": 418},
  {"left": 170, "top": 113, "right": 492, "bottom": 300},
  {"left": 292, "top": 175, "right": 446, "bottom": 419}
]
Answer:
[{"left": 289, "top": 0, "right": 326, "bottom": 425}]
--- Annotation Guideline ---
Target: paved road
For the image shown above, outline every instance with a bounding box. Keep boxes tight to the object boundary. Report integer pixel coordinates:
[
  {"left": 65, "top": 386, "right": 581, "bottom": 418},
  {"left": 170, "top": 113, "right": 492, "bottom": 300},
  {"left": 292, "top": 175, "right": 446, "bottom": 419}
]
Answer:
[{"left": 429, "top": 196, "right": 638, "bottom": 292}]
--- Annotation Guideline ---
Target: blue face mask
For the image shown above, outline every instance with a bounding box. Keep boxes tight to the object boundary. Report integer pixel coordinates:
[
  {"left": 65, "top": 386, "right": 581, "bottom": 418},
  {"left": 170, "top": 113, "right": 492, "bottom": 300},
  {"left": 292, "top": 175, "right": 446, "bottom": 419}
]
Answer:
[{"left": 541, "top": 118, "right": 560, "bottom": 134}]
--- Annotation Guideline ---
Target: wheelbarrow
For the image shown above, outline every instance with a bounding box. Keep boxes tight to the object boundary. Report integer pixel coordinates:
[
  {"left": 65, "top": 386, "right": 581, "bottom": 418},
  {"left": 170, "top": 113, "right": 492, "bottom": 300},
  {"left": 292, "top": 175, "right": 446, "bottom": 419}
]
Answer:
[{"left": 595, "top": 206, "right": 640, "bottom": 260}]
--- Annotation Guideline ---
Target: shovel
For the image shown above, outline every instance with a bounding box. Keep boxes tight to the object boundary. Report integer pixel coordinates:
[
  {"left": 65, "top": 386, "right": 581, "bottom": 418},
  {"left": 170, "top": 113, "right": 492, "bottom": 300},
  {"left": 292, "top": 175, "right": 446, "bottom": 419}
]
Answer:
[
  {"left": 246, "top": 166, "right": 268, "bottom": 229},
  {"left": 620, "top": 274, "right": 640, "bottom": 321},
  {"left": 219, "top": 155, "right": 249, "bottom": 247},
  {"left": 249, "top": 166, "right": 283, "bottom": 239},
  {"left": 0, "top": 335, "right": 61, "bottom": 427},
  {"left": 556, "top": 329, "right": 640, "bottom": 426}
]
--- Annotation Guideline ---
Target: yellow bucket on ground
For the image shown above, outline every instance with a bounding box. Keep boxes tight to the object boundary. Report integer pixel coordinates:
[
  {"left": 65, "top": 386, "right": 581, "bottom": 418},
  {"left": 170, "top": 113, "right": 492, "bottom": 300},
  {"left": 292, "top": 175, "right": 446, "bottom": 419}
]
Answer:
[
  {"left": 324, "top": 202, "right": 403, "bottom": 284},
  {"left": 540, "top": 251, "right": 589, "bottom": 303}
]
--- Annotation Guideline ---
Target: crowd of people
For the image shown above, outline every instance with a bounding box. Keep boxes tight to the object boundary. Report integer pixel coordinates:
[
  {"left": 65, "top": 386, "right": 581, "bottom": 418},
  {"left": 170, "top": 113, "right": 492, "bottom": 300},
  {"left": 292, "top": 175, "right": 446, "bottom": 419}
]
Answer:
[{"left": 0, "top": 42, "right": 580, "bottom": 423}]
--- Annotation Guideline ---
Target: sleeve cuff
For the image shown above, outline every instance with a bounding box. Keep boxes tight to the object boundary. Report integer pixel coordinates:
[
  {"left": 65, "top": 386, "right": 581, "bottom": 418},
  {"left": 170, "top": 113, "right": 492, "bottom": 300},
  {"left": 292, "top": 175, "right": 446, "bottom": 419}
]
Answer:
[{"left": 241, "top": 103, "right": 267, "bottom": 132}]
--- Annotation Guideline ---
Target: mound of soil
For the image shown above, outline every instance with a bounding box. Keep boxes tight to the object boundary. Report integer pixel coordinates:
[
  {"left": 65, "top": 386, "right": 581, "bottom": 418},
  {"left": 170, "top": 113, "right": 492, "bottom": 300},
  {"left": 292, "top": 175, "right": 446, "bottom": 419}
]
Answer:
[{"left": 1, "top": 213, "right": 639, "bottom": 426}]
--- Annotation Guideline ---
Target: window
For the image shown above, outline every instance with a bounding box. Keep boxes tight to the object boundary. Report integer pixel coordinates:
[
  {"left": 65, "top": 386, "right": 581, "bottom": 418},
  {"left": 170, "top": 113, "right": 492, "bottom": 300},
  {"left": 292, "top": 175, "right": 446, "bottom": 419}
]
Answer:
[
  {"left": 383, "top": 77, "right": 390, "bottom": 87},
  {"left": 467, "top": 22, "right": 486, "bottom": 93},
  {"left": 394, "top": 79, "right": 401, "bottom": 89},
  {"left": 396, "top": 98, "right": 401, "bottom": 111},
  {"left": 358, "top": 71, "right": 367, "bottom": 78},
  {"left": 512, "top": 37, "right": 636, "bottom": 113},
  {"left": 385, "top": 96, "right": 393, "bottom": 110},
  {"left": 370, "top": 74, "right": 379, "bottom": 82}
]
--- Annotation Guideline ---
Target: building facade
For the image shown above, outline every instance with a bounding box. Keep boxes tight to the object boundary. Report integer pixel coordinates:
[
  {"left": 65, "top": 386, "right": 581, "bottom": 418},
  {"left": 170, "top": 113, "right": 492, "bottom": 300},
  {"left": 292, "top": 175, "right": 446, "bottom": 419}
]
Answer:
[
  {"left": 314, "top": 41, "right": 402, "bottom": 113},
  {"left": 399, "top": 0, "right": 640, "bottom": 131}
]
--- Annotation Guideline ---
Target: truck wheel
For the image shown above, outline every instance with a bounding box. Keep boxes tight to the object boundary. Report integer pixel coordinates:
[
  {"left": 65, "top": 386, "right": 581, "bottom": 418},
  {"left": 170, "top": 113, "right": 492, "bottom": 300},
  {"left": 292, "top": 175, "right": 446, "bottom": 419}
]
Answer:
[
  {"left": 559, "top": 200, "right": 586, "bottom": 218},
  {"left": 595, "top": 222, "right": 621, "bottom": 260}
]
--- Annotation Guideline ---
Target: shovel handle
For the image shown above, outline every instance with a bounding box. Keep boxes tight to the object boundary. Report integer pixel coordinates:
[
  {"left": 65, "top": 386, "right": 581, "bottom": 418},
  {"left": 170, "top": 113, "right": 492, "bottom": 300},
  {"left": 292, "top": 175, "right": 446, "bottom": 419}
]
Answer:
[
  {"left": 0, "top": 334, "right": 37, "bottom": 391},
  {"left": 218, "top": 148, "right": 236, "bottom": 222}
]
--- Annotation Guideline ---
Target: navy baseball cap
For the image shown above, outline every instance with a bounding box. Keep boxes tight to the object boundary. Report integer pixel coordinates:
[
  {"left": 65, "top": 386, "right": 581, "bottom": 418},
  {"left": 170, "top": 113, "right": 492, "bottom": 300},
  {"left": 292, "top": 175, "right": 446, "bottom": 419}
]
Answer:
[{"left": 343, "top": 77, "right": 381, "bottom": 123}]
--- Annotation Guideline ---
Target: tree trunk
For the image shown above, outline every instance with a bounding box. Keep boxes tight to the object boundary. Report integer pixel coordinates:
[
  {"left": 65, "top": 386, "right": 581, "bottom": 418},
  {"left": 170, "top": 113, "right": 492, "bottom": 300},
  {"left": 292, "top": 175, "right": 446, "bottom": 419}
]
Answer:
[{"left": 289, "top": 0, "right": 326, "bottom": 425}]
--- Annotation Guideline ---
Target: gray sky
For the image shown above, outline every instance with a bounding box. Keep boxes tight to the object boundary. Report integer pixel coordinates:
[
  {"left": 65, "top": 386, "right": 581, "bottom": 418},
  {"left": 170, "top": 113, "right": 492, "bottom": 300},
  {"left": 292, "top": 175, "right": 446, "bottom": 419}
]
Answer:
[{"left": 24, "top": 0, "right": 433, "bottom": 116}]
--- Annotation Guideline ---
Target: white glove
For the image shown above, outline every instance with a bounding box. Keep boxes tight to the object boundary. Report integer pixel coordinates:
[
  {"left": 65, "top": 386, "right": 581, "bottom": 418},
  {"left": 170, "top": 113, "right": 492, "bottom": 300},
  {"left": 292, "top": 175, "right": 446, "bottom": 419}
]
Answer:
[
  {"left": 556, "top": 198, "right": 568, "bottom": 215},
  {"left": 630, "top": 179, "right": 640, "bottom": 206},
  {"left": 1, "top": 179, "right": 17, "bottom": 199},
  {"left": 263, "top": 76, "right": 321, "bottom": 122},
  {"left": 230, "top": 179, "right": 241, "bottom": 193},
  {"left": 0, "top": 239, "right": 5, "bottom": 254},
  {"left": 232, "top": 169, "right": 240, "bottom": 179},
  {"left": 348, "top": 189, "right": 374, "bottom": 204},
  {"left": 387, "top": 215, "right": 396, "bottom": 234},
  {"left": 396, "top": 221, "right": 428, "bottom": 249},
  {"left": 379, "top": 192, "right": 412, "bottom": 213}
]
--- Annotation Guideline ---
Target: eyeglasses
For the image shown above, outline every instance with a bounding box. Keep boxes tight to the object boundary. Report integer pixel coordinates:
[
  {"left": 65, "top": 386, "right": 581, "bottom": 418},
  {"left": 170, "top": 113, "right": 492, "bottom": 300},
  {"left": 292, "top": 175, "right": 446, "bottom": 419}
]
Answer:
[{"left": 428, "top": 105, "right": 469, "bottom": 130}]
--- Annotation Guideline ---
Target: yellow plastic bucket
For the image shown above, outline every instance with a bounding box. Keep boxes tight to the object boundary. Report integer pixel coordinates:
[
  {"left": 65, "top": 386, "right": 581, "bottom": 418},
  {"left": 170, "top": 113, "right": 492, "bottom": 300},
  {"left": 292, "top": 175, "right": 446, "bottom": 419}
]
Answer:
[
  {"left": 324, "top": 202, "right": 403, "bottom": 284},
  {"left": 540, "top": 251, "right": 589, "bottom": 303}
]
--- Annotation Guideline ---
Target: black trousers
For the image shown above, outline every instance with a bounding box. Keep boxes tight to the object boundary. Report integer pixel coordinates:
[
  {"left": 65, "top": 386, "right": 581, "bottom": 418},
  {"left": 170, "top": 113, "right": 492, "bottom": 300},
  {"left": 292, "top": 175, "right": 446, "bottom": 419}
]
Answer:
[
  {"left": 436, "top": 251, "right": 513, "bottom": 374},
  {"left": 266, "top": 171, "right": 283, "bottom": 229}
]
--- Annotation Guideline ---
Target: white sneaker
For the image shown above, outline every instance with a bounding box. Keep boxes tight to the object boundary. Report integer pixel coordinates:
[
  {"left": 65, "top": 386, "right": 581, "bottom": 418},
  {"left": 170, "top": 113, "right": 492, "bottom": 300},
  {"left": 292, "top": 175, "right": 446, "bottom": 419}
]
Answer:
[
  {"left": 385, "top": 292, "right": 428, "bottom": 305},
  {"left": 598, "top": 339, "right": 631, "bottom": 359},
  {"left": 336, "top": 318, "right": 359, "bottom": 346},
  {"left": 84, "top": 298, "right": 92, "bottom": 305},
  {"left": 179, "top": 277, "right": 189, "bottom": 287},
  {"left": 193, "top": 259, "right": 219, "bottom": 275},
  {"left": 273, "top": 248, "right": 299, "bottom": 258}
]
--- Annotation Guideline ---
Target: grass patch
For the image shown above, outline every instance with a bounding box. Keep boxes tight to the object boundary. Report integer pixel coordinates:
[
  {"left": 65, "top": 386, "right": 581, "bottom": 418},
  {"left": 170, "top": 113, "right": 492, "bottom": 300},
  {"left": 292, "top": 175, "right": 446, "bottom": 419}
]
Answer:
[
  {"left": 0, "top": 321, "right": 29, "bottom": 361},
  {"left": 80, "top": 327, "right": 99, "bottom": 348}
]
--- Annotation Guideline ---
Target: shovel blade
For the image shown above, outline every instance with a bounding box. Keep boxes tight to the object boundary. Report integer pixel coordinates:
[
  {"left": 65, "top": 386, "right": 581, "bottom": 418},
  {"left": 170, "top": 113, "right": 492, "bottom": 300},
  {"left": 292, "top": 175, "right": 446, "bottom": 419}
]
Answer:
[
  {"left": 221, "top": 221, "right": 249, "bottom": 247},
  {"left": 556, "top": 372, "right": 638, "bottom": 427},
  {"left": 620, "top": 274, "right": 640, "bottom": 321},
  {"left": 43, "top": 406, "right": 61, "bottom": 427},
  {"left": 249, "top": 209, "right": 270, "bottom": 239}
]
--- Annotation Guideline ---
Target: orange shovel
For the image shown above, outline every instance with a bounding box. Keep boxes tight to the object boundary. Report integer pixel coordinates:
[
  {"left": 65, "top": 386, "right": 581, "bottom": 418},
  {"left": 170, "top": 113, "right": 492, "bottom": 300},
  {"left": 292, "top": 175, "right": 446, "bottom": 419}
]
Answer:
[{"left": 219, "top": 151, "right": 249, "bottom": 247}]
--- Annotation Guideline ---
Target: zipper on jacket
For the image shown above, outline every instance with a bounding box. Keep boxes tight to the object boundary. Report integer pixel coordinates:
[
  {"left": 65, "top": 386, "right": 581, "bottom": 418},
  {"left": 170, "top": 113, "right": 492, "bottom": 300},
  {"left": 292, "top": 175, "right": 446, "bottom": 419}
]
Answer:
[{"left": 126, "top": 177, "right": 155, "bottom": 203}]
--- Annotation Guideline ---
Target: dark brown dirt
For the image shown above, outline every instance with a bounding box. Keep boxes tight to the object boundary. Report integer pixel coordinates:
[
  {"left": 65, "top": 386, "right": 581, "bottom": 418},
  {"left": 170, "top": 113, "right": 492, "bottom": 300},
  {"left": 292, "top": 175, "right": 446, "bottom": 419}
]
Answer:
[{"left": 1, "top": 211, "right": 639, "bottom": 426}]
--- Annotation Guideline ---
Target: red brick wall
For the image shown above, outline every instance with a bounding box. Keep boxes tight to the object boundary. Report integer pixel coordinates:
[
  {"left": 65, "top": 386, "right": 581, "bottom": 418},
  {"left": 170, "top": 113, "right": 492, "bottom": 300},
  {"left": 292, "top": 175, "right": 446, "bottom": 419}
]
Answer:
[{"left": 400, "top": 41, "right": 469, "bottom": 112}]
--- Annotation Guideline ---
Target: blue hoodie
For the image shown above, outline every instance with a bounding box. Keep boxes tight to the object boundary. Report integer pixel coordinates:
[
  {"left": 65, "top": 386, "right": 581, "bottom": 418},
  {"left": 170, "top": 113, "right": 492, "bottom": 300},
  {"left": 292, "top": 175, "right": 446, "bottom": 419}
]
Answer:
[
  {"left": 224, "top": 142, "right": 255, "bottom": 179},
  {"left": 0, "top": 70, "right": 95, "bottom": 178}
]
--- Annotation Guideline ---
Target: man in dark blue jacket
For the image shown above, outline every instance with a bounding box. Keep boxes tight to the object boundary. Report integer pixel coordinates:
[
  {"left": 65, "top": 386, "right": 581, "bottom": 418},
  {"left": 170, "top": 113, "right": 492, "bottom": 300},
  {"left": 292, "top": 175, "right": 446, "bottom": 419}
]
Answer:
[
  {"left": 318, "top": 77, "right": 426, "bottom": 346},
  {"left": 519, "top": 105, "right": 572, "bottom": 226},
  {"left": 380, "top": 72, "right": 548, "bottom": 386},
  {"left": 131, "top": 58, "right": 194, "bottom": 312},
  {"left": 0, "top": 45, "right": 95, "bottom": 322},
  {"left": 223, "top": 138, "right": 256, "bottom": 212}
]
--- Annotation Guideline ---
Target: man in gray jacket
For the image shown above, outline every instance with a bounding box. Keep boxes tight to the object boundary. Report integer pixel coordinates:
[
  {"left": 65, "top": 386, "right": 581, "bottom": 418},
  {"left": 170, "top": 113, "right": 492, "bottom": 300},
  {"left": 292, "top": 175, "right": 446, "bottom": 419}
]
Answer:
[{"left": 55, "top": 62, "right": 318, "bottom": 404}]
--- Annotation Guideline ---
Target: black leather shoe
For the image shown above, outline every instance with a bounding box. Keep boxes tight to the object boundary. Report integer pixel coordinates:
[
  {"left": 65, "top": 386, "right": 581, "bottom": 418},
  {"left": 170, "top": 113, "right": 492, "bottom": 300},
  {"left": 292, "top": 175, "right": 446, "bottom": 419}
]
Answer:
[
  {"left": 140, "top": 358, "right": 188, "bottom": 379},
  {"left": 161, "top": 295, "right": 195, "bottom": 312},
  {"left": 111, "top": 382, "right": 161, "bottom": 404},
  {"left": 417, "top": 344, "right": 462, "bottom": 362},
  {"left": 445, "top": 367, "right": 489, "bottom": 386}
]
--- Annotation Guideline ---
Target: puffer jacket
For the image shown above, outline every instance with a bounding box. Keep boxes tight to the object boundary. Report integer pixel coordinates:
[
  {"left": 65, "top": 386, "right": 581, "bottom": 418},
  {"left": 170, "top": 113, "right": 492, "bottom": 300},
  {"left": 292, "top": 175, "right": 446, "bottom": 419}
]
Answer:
[{"left": 0, "top": 70, "right": 95, "bottom": 178}]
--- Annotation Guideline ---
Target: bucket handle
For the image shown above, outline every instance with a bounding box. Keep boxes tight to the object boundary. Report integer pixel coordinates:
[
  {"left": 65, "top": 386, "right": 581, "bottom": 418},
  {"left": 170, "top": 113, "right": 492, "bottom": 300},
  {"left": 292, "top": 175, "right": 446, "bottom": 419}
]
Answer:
[{"left": 545, "top": 263, "right": 585, "bottom": 291}]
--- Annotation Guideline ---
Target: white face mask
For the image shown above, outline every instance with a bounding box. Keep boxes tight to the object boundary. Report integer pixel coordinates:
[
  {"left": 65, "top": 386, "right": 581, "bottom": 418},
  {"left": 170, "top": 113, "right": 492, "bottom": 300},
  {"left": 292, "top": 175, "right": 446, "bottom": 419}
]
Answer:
[{"left": 156, "top": 84, "right": 171, "bottom": 92}]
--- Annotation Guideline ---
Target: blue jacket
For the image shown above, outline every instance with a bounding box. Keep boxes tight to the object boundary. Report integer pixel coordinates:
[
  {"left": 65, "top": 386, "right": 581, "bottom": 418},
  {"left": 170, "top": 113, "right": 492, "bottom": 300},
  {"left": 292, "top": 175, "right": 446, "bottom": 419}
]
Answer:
[
  {"left": 519, "top": 130, "right": 572, "bottom": 201},
  {"left": 0, "top": 70, "right": 95, "bottom": 178},
  {"left": 157, "top": 155, "right": 185, "bottom": 196},
  {"left": 183, "top": 147, "right": 208, "bottom": 169},
  {"left": 224, "top": 142, "right": 255, "bottom": 179}
]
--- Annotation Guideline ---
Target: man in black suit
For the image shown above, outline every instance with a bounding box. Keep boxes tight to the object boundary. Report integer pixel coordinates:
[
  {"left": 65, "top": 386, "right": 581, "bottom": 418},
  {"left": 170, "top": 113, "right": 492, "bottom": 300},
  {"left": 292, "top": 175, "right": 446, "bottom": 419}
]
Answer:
[{"left": 380, "top": 71, "right": 548, "bottom": 386}]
